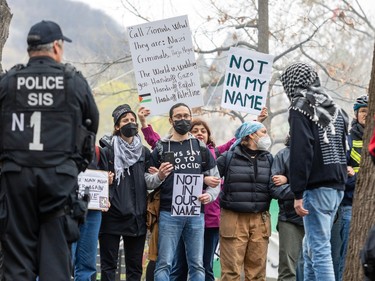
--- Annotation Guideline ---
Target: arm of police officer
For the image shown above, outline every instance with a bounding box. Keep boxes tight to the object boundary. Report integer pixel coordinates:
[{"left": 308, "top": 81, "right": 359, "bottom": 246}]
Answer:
[{"left": 76, "top": 73, "right": 99, "bottom": 133}]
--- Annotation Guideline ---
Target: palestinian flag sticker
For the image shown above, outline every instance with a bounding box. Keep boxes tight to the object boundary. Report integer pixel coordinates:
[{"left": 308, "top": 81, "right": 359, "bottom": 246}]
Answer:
[{"left": 139, "top": 93, "right": 152, "bottom": 103}]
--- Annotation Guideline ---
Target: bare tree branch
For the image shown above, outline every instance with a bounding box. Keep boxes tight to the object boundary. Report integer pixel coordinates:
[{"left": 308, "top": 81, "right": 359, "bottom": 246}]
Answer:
[
  {"left": 343, "top": 0, "right": 375, "bottom": 33},
  {"left": 300, "top": 47, "right": 368, "bottom": 90},
  {"left": 120, "top": 0, "right": 150, "bottom": 22},
  {"left": 274, "top": 18, "right": 330, "bottom": 62},
  {"left": 195, "top": 41, "right": 257, "bottom": 54}
]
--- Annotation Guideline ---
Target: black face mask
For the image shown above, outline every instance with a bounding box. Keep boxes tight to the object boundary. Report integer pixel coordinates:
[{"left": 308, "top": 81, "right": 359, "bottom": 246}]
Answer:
[
  {"left": 120, "top": 123, "right": 138, "bottom": 138},
  {"left": 173, "top": 119, "right": 191, "bottom": 135}
]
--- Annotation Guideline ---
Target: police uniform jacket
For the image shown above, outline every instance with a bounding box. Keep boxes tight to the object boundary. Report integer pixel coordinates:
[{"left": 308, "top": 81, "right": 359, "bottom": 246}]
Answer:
[{"left": 0, "top": 56, "right": 99, "bottom": 167}]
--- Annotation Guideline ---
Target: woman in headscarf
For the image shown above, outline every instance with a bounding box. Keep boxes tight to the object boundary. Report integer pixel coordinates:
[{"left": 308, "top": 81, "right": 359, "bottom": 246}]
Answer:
[{"left": 216, "top": 121, "right": 273, "bottom": 281}]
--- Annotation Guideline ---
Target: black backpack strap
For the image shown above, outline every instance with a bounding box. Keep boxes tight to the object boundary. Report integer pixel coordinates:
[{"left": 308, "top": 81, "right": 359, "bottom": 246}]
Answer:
[
  {"left": 223, "top": 150, "right": 234, "bottom": 178},
  {"left": 196, "top": 139, "right": 208, "bottom": 170},
  {"left": 101, "top": 145, "right": 114, "bottom": 173}
]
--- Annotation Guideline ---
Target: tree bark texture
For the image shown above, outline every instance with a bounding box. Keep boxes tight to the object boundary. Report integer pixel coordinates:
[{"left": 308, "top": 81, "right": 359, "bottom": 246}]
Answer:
[
  {"left": 0, "top": 0, "right": 12, "bottom": 73},
  {"left": 257, "top": 0, "right": 269, "bottom": 54},
  {"left": 343, "top": 43, "right": 375, "bottom": 281}
]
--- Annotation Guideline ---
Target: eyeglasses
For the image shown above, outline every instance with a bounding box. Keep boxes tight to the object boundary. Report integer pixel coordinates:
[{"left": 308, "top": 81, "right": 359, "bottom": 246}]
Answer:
[
  {"left": 173, "top": 114, "right": 191, "bottom": 120},
  {"left": 358, "top": 108, "right": 368, "bottom": 114}
]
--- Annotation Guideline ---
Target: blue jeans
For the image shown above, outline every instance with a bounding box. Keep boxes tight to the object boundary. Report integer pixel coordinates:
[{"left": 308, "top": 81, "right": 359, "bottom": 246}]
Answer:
[
  {"left": 72, "top": 210, "right": 102, "bottom": 281},
  {"left": 203, "top": 228, "right": 219, "bottom": 281},
  {"left": 170, "top": 239, "right": 188, "bottom": 281},
  {"left": 339, "top": 205, "right": 352, "bottom": 280},
  {"left": 171, "top": 228, "right": 219, "bottom": 281},
  {"left": 155, "top": 211, "right": 205, "bottom": 281},
  {"left": 296, "top": 245, "right": 304, "bottom": 281},
  {"left": 302, "top": 187, "right": 343, "bottom": 281},
  {"left": 331, "top": 211, "right": 342, "bottom": 281}
]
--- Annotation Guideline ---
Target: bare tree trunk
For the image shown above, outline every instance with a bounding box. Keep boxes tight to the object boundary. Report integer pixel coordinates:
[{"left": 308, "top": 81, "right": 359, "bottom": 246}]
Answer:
[
  {"left": 0, "top": 0, "right": 12, "bottom": 73},
  {"left": 257, "top": 0, "right": 272, "bottom": 130},
  {"left": 343, "top": 43, "right": 375, "bottom": 281},
  {"left": 257, "top": 0, "right": 269, "bottom": 54},
  {"left": 0, "top": 1, "right": 10, "bottom": 279}
]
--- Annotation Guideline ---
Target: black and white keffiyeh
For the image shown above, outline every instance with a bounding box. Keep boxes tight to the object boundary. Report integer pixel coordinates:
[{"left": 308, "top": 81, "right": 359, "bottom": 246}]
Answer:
[
  {"left": 280, "top": 62, "right": 342, "bottom": 143},
  {"left": 112, "top": 134, "right": 143, "bottom": 184}
]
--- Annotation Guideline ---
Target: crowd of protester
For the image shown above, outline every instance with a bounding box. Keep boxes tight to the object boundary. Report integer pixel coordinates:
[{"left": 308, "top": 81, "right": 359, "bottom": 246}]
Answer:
[{"left": 1, "top": 19, "right": 375, "bottom": 281}]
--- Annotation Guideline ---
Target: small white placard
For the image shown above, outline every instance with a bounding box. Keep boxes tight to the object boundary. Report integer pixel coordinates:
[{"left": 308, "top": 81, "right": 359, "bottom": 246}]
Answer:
[{"left": 77, "top": 169, "right": 109, "bottom": 211}]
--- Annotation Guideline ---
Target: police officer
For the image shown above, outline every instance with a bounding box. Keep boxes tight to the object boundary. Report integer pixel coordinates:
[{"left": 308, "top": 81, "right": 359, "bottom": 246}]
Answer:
[{"left": 0, "top": 20, "right": 99, "bottom": 281}]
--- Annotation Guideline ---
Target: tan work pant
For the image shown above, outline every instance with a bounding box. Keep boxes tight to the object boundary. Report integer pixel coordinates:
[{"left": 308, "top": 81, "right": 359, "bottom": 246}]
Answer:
[{"left": 220, "top": 209, "right": 271, "bottom": 281}]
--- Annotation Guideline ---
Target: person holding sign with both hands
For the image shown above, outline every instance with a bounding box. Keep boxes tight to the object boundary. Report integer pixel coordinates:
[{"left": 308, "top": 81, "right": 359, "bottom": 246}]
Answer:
[
  {"left": 144, "top": 103, "right": 220, "bottom": 281},
  {"left": 139, "top": 105, "right": 268, "bottom": 281}
]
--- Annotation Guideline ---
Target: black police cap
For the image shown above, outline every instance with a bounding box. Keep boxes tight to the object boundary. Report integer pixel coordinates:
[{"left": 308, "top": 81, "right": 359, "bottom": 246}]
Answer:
[{"left": 27, "top": 20, "right": 72, "bottom": 46}]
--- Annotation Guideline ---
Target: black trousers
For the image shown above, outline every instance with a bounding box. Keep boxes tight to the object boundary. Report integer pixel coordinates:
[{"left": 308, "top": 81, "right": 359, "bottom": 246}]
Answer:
[
  {"left": 0, "top": 160, "right": 79, "bottom": 281},
  {"left": 99, "top": 233, "right": 146, "bottom": 281}
]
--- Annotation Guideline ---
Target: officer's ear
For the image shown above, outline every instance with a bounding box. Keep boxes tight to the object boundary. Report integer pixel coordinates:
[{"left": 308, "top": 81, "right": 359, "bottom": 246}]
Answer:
[{"left": 52, "top": 40, "right": 63, "bottom": 62}]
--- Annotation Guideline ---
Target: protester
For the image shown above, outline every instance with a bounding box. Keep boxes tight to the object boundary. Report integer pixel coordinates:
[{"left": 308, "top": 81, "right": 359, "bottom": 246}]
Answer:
[
  {"left": 144, "top": 103, "right": 220, "bottom": 281},
  {"left": 361, "top": 226, "right": 375, "bottom": 281},
  {"left": 280, "top": 62, "right": 348, "bottom": 281},
  {"left": 98, "top": 104, "right": 151, "bottom": 281},
  {"left": 0, "top": 20, "right": 99, "bottom": 281},
  {"left": 335, "top": 94, "right": 368, "bottom": 281},
  {"left": 138, "top": 106, "right": 268, "bottom": 281},
  {"left": 216, "top": 121, "right": 273, "bottom": 281},
  {"left": 270, "top": 134, "right": 304, "bottom": 281},
  {"left": 71, "top": 146, "right": 114, "bottom": 281},
  {"left": 139, "top": 107, "right": 268, "bottom": 280},
  {"left": 369, "top": 113, "right": 375, "bottom": 164}
]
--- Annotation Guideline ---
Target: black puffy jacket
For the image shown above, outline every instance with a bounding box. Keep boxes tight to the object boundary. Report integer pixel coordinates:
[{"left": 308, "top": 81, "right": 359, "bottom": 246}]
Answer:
[{"left": 217, "top": 145, "right": 272, "bottom": 213}]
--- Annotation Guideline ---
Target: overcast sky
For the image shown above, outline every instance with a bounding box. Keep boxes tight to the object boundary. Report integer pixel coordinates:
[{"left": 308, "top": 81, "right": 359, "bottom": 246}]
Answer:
[{"left": 71, "top": 0, "right": 375, "bottom": 28}]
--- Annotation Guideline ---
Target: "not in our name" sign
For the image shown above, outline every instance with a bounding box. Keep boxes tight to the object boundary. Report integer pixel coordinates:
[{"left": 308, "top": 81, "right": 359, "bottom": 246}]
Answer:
[{"left": 171, "top": 173, "right": 203, "bottom": 216}]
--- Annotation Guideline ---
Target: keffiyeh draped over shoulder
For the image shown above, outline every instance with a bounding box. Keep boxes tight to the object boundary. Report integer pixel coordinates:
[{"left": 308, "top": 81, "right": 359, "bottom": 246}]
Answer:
[
  {"left": 280, "top": 62, "right": 344, "bottom": 143},
  {"left": 112, "top": 134, "right": 143, "bottom": 184}
]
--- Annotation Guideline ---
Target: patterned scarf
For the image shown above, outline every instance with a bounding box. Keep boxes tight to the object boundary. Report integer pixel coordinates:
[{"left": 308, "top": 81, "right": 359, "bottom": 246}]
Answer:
[
  {"left": 112, "top": 134, "right": 143, "bottom": 184},
  {"left": 280, "top": 62, "right": 341, "bottom": 143}
]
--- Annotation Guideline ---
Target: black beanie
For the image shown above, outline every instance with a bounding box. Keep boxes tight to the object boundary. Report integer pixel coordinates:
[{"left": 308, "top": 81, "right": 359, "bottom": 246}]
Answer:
[{"left": 112, "top": 104, "right": 136, "bottom": 125}]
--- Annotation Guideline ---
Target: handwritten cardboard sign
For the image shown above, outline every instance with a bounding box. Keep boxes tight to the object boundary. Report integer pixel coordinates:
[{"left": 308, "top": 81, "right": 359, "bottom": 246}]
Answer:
[
  {"left": 221, "top": 47, "right": 274, "bottom": 115},
  {"left": 171, "top": 173, "right": 203, "bottom": 216},
  {"left": 77, "top": 169, "right": 109, "bottom": 211},
  {"left": 127, "top": 15, "right": 203, "bottom": 115}
]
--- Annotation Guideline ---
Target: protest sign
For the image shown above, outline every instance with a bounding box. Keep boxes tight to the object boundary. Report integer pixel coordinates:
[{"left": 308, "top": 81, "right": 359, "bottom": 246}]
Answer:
[
  {"left": 171, "top": 173, "right": 203, "bottom": 216},
  {"left": 77, "top": 169, "right": 109, "bottom": 211},
  {"left": 221, "top": 47, "right": 274, "bottom": 115},
  {"left": 127, "top": 15, "right": 203, "bottom": 115}
]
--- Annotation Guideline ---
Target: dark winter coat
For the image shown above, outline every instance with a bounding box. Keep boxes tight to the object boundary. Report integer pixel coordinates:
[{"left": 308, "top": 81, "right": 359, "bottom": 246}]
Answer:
[
  {"left": 269, "top": 146, "right": 303, "bottom": 226},
  {"left": 217, "top": 145, "right": 273, "bottom": 213}
]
